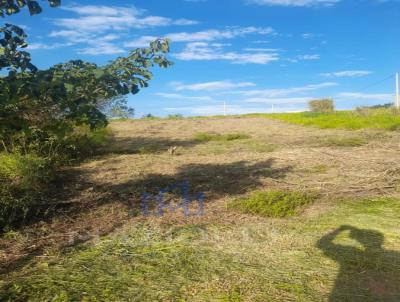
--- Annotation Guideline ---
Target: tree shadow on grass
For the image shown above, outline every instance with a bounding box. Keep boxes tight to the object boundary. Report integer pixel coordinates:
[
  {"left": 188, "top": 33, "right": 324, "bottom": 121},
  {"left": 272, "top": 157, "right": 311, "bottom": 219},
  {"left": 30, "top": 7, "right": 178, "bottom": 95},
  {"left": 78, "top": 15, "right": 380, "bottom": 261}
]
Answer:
[
  {"left": 105, "top": 158, "right": 293, "bottom": 204},
  {"left": 98, "top": 135, "right": 202, "bottom": 155},
  {"left": 0, "top": 158, "right": 292, "bottom": 275},
  {"left": 317, "top": 225, "right": 400, "bottom": 301}
]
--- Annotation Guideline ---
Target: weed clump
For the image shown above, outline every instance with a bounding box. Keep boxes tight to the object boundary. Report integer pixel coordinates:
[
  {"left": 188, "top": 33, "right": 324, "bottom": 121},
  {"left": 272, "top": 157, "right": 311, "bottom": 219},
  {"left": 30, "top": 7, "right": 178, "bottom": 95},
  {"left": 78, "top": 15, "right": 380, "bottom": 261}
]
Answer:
[
  {"left": 229, "top": 190, "right": 316, "bottom": 218},
  {"left": 195, "top": 132, "right": 251, "bottom": 142}
]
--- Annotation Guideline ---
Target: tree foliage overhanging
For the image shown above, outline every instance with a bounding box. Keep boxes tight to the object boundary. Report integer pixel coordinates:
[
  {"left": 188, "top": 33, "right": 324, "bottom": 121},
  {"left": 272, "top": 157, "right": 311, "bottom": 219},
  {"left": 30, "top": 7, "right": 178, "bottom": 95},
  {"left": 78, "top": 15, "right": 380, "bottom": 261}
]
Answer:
[{"left": 1, "top": 0, "right": 60, "bottom": 17}]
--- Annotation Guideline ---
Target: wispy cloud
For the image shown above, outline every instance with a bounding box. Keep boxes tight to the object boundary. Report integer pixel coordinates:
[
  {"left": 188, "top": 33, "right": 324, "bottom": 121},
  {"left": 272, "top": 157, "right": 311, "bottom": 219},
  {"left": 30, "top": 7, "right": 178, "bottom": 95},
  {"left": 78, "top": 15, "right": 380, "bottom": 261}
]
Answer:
[
  {"left": 321, "top": 70, "right": 373, "bottom": 77},
  {"left": 164, "top": 104, "right": 272, "bottom": 115},
  {"left": 48, "top": 5, "right": 198, "bottom": 55},
  {"left": 244, "top": 96, "right": 312, "bottom": 104},
  {"left": 286, "top": 54, "right": 320, "bottom": 63},
  {"left": 230, "top": 82, "right": 338, "bottom": 97},
  {"left": 337, "top": 92, "right": 394, "bottom": 102},
  {"left": 171, "top": 80, "right": 256, "bottom": 91},
  {"left": 125, "top": 27, "right": 275, "bottom": 47},
  {"left": 298, "top": 54, "right": 320, "bottom": 60},
  {"left": 154, "top": 93, "right": 213, "bottom": 101},
  {"left": 27, "top": 42, "right": 73, "bottom": 50},
  {"left": 173, "top": 42, "right": 279, "bottom": 64},
  {"left": 59, "top": 5, "right": 198, "bottom": 31},
  {"left": 247, "top": 0, "right": 341, "bottom": 7}
]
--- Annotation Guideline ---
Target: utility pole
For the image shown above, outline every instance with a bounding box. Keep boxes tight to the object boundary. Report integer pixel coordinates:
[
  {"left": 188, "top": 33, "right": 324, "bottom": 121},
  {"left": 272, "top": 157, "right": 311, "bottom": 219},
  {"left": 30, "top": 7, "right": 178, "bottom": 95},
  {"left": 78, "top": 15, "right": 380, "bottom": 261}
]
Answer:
[{"left": 396, "top": 72, "right": 399, "bottom": 109}]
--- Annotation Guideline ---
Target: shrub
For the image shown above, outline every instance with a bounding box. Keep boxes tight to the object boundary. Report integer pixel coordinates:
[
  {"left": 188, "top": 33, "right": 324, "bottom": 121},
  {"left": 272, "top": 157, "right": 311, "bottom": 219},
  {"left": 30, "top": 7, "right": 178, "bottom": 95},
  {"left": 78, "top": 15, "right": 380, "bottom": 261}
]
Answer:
[
  {"left": 53, "top": 126, "right": 112, "bottom": 163},
  {"left": 0, "top": 153, "right": 53, "bottom": 230},
  {"left": 194, "top": 132, "right": 251, "bottom": 142},
  {"left": 308, "top": 99, "right": 335, "bottom": 113},
  {"left": 228, "top": 190, "right": 316, "bottom": 218},
  {"left": 141, "top": 114, "right": 159, "bottom": 119},
  {"left": 167, "top": 114, "right": 184, "bottom": 120},
  {"left": 0, "top": 127, "right": 112, "bottom": 230}
]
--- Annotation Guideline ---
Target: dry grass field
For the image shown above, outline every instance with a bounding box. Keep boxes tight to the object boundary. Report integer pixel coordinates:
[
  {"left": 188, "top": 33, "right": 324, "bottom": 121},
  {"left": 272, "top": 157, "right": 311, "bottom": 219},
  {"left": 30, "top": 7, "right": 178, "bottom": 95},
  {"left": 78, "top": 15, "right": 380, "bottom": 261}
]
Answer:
[{"left": 1, "top": 116, "right": 400, "bottom": 301}]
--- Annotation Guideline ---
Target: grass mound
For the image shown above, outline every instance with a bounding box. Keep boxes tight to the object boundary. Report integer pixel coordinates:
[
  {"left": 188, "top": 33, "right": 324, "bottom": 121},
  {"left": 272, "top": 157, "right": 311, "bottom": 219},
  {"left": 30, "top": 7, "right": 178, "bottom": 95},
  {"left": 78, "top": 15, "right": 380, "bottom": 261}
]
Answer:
[
  {"left": 256, "top": 108, "right": 400, "bottom": 130},
  {"left": 194, "top": 132, "right": 251, "bottom": 142},
  {"left": 229, "top": 190, "right": 316, "bottom": 218}
]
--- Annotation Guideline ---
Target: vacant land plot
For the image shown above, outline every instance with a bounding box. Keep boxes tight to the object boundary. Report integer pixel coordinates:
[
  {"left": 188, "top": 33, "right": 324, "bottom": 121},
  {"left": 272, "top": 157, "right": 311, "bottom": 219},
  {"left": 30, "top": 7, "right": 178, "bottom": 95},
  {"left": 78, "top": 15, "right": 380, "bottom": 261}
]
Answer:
[{"left": 1, "top": 117, "right": 400, "bottom": 301}]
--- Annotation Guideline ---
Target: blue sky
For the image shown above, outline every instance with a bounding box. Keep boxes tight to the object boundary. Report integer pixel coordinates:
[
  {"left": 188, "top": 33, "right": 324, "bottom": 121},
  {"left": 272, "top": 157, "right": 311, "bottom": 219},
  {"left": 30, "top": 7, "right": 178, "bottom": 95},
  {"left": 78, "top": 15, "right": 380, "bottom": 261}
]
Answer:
[{"left": 6, "top": 0, "right": 400, "bottom": 116}]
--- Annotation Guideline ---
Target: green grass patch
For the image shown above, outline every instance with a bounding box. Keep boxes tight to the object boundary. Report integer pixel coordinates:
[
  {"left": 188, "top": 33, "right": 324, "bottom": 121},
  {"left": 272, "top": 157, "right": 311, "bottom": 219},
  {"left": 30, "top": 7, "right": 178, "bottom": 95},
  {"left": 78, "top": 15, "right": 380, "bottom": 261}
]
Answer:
[
  {"left": 194, "top": 132, "right": 251, "bottom": 142},
  {"left": 0, "top": 225, "right": 237, "bottom": 301},
  {"left": 228, "top": 190, "right": 316, "bottom": 218},
  {"left": 252, "top": 108, "right": 400, "bottom": 130}
]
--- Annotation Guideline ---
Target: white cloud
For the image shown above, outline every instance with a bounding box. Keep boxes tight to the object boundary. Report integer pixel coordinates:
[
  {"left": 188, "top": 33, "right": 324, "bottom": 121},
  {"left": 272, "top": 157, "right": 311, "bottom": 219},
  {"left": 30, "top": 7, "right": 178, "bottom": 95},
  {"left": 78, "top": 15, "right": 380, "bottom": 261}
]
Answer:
[
  {"left": 48, "top": 5, "right": 198, "bottom": 55},
  {"left": 154, "top": 93, "right": 213, "bottom": 101},
  {"left": 75, "top": 34, "right": 124, "bottom": 55},
  {"left": 62, "top": 5, "right": 134, "bottom": 16},
  {"left": 244, "top": 96, "right": 312, "bottom": 104},
  {"left": 243, "top": 47, "right": 280, "bottom": 52},
  {"left": 297, "top": 54, "right": 320, "bottom": 60},
  {"left": 286, "top": 54, "right": 320, "bottom": 63},
  {"left": 164, "top": 105, "right": 272, "bottom": 115},
  {"left": 125, "top": 27, "right": 274, "bottom": 47},
  {"left": 174, "top": 18, "right": 200, "bottom": 25},
  {"left": 321, "top": 70, "right": 373, "bottom": 77},
  {"left": 302, "top": 33, "right": 314, "bottom": 38},
  {"left": 27, "top": 42, "right": 72, "bottom": 50},
  {"left": 58, "top": 5, "right": 198, "bottom": 31},
  {"left": 337, "top": 92, "right": 394, "bottom": 102},
  {"left": 231, "top": 82, "right": 338, "bottom": 97},
  {"left": 78, "top": 43, "right": 125, "bottom": 55},
  {"left": 173, "top": 42, "right": 279, "bottom": 64},
  {"left": 124, "top": 36, "right": 159, "bottom": 48},
  {"left": 171, "top": 80, "right": 256, "bottom": 91},
  {"left": 247, "top": 0, "right": 341, "bottom": 7}
]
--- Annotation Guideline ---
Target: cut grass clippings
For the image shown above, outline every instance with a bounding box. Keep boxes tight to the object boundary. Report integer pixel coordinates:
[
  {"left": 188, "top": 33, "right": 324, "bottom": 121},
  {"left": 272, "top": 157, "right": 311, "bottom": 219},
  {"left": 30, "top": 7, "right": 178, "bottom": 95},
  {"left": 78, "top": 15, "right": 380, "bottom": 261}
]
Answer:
[{"left": 2, "top": 198, "right": 400, "bottom": 301}]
